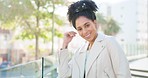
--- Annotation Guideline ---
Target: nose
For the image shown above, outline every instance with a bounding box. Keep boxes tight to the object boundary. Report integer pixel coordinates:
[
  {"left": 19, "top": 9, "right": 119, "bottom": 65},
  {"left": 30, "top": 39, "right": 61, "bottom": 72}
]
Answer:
[{"left": 82, "top": 28, "right": 87, "bottom": 35}]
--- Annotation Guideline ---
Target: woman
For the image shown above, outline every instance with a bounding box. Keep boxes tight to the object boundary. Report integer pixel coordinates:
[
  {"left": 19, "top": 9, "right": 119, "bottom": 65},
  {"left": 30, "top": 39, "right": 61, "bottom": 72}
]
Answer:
[{"left": 57, "top": 0, "right": 131, "bottom": 78}]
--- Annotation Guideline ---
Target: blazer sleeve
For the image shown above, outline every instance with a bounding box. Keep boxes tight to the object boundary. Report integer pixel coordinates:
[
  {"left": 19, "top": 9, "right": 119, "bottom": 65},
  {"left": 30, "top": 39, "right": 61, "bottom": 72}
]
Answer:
[
  {"left": 106, "top": 36, "right": 131, "bottom": 78},
  {"left": 57, "top": 49, "right": 72, "bottom": 78}
]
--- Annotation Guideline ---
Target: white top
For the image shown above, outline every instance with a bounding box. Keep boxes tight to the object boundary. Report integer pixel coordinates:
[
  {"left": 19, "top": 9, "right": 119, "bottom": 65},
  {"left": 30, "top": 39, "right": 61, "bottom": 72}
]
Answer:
[{"left": 84, "top": 50, "right": 89, "bottom": 78}]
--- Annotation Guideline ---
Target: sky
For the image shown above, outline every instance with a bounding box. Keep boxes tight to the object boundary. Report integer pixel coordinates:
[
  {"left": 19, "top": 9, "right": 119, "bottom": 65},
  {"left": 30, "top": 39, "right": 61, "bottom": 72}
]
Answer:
[
  {"left": 55, "top": 0, "right": 127, "bottom": 17},
  {"left": 95, "top": 0, "right": 127, "bottom": 4},
  {"left": 68, "top": 0, "right": 127, "bottom": 4}
]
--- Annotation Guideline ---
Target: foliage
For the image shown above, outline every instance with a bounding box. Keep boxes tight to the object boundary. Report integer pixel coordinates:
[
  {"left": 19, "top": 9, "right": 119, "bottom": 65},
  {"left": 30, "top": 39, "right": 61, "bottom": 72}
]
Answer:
[
  {"left": 105, "top": 18, "right": 120, "bottom": 35},
  {"left": 96, "top": 13, "right": 107, "bottom": 25},
  {"left": 96, "top": 13, "right": 120, "bottom": 35},
  {"left": 0, "top": 0, "right": 64, "bottom": 40},
  {"left": 0, "top": 0, "right": 65, "bottom": 59}
]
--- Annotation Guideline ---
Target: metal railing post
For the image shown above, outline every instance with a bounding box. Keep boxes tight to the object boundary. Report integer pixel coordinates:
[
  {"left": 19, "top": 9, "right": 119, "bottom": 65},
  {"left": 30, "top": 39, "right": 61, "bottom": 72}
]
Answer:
[{"left": 42, "top": 57, "right": 44, "bottom": 78}]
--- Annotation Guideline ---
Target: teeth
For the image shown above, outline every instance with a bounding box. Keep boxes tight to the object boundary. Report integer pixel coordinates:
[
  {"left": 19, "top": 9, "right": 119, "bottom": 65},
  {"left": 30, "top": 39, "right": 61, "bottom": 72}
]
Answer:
[{"left": 85, "top": 34, "right": 90, "bottom": 38}]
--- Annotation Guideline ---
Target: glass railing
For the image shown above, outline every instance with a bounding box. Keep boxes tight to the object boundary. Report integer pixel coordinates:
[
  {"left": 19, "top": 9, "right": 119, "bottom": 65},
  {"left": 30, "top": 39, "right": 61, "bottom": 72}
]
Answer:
[
  {"left": 0, "top": 56, "right": 57, "bottom": 78},
  {"left": 0, "top": 43, "right": 147, "bottom": 78},
  {"left": 121, "top": 43, "right": 148, "bottom": 61}
]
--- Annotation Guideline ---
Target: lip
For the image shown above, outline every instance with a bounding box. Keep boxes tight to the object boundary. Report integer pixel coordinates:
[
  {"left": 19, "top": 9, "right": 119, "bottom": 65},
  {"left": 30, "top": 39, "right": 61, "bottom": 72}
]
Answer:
[{"left": 85, "top": 33, "right": 91, "bottom": 38}]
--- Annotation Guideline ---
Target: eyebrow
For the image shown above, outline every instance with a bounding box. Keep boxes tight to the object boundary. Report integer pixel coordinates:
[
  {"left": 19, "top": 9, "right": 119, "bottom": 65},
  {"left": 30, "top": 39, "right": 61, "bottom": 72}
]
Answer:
[
  {"left": 76, "top": 22, "right": 90, "bottom": 29},
  {"left": 84, "top": 22, "right": 89, "bottom": 26}
]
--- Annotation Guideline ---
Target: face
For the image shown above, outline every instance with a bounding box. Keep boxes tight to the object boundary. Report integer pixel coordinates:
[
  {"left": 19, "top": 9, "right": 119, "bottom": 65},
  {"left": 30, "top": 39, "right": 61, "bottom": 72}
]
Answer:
[{"left": 75, "top": 16, "right": 98, "bottom": 44}]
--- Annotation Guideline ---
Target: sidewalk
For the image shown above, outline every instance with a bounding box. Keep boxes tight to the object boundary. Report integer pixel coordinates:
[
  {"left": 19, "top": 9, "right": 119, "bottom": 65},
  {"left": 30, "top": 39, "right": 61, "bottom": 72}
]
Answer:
[{"left": 129, "top": 57, "right": 148, "bottom": 77}]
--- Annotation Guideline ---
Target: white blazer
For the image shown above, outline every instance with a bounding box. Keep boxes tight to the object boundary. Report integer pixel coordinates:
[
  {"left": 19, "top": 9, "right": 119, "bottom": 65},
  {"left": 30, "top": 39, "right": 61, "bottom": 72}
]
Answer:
[{"left": 58, "top": 33, "right": 131, "bottom": 78}]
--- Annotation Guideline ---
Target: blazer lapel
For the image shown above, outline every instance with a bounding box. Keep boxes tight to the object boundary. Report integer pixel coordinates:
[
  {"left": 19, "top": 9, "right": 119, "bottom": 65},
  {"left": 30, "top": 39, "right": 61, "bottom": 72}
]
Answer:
[
  {"left": 74, "top": 42, "right": 89, "bottom": 78},
  {"left": 85, "top": 33, "right": 106, "bottom": 76}
]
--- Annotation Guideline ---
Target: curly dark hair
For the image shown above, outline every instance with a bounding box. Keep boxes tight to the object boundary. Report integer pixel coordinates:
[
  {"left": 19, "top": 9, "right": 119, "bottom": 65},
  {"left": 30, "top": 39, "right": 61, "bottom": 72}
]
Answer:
[{"left": 67, "top": 0, "right": 98, "bottom": 29}]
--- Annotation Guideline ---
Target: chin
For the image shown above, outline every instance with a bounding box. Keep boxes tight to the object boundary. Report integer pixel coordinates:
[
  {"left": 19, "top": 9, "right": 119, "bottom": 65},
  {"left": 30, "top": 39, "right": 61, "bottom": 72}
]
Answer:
[{"left": 86, "top": 39, "right": 92, "bottom": 42}]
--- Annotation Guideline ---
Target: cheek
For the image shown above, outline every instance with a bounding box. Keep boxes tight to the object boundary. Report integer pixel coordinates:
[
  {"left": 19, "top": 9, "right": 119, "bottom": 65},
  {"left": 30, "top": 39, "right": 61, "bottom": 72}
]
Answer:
[
  {"left": 78, "top": 31, "right": 83, "bottom": 37},
  {"left": 92, "top": 25, "right": 97, "bottom": 31}
]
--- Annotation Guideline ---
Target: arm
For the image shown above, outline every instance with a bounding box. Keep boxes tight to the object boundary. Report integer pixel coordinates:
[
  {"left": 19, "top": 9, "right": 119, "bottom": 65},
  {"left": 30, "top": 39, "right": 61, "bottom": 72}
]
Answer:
[
  {"left": 106, "top": 37, "right": 131, "bottom": 78},
  {"left": 58, "top": 49, "right": 72, "bottom": 78},
  {"left": 57, "top": 31, "right": 77, "bottom": 78}
]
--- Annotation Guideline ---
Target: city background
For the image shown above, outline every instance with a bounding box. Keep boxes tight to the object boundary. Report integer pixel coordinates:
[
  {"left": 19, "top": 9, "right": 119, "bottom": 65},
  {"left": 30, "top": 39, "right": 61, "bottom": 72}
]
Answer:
[{"left": 0, "top": 0, "right": 148, "bottom": 78}]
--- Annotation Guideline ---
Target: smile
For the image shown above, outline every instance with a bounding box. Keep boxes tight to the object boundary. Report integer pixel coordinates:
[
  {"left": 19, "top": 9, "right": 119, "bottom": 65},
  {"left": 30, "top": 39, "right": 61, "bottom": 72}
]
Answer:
[{"left": 85, "top": 33, "right": 91, "bottom": 38}]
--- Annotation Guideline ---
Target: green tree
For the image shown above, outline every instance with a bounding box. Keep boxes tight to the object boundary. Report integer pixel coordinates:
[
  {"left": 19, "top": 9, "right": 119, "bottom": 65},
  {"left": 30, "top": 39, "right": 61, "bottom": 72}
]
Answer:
[
  {"left": 105, "top": 17, "right": 120, "bottom": 35},
  {"left": 96, "top": 13, "right": 107, "bottom": 25},
  {"left": 0, "top": 0, "right": 64, "bottom": 60},
  {"left": 96, "top": 13, "right": 120, "bottom": 35}
]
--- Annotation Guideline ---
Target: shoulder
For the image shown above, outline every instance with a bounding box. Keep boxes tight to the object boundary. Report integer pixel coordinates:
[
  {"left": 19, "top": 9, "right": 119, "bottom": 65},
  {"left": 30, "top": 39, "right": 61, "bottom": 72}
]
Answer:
[
  {"left": 96, "top": 33, "right": 115, "bottom": 43},
  {"left": 104, "top": 35, "right": 118, "bottom": 45},
  {"left": 100, "top": 34, "right": 122, "bottom": 50}
]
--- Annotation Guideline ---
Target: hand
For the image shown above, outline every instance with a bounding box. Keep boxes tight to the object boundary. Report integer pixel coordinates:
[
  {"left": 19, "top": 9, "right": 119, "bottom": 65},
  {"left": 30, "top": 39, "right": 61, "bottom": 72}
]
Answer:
[{"left": 62, "top": 31, "right": 77, "bottom": 49}]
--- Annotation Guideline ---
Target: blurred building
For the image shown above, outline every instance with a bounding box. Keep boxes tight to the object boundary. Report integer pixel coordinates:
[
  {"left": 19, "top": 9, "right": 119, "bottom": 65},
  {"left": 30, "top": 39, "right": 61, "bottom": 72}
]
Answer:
[
  {"left": 0, "top": 28, "right": 25, "bottom": 66},
  {"left": 98, "top": 0, "right": 148, "bottom": 45},
  {"left": 136, "top": 0, "right": 148, "bottom": 44},
  {"left": 0, "top": 28, "right": 11, "bottom": 64}
]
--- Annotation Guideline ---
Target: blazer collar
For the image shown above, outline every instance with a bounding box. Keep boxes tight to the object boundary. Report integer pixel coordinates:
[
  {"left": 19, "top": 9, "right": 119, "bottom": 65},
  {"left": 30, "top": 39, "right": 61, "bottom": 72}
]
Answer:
[
  {"left": 75, "top": 33, "right": 107, "bottom": 77},
  {"left": 78, "top": 32, "right": 106, "bottom": 53},
  {"left": 85, "top": 33, "right": 106, "bottom": 76},
  {"left": 96, "top": 32, "right": 106, "bottom": 42}
]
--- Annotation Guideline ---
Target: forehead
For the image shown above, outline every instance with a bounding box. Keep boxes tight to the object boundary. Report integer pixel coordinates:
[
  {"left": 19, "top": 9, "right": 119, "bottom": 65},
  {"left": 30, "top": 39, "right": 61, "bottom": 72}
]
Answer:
[{"left": 75, "top": 16, "right": 92, "bottom": 28}]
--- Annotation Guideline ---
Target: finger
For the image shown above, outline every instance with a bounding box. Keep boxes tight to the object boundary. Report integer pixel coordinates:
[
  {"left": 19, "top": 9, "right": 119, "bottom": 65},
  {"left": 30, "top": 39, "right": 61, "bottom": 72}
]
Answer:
[{"left": 68, "top": 31, "right": 77, "bottom": 37}]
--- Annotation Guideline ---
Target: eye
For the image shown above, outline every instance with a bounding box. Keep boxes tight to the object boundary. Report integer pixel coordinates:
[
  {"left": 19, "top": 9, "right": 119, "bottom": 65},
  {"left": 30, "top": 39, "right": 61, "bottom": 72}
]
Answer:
[
  {"left": 85, "top": 23, "right": 90, "bottom": 28},
  {"left": 77, "top": 28, "right": 82, "bottom": 31}
]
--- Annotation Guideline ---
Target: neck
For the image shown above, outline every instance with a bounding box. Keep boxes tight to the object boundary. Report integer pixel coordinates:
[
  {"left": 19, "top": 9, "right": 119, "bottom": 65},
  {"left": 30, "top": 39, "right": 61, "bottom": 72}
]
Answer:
[{"left": 88, "top": 33, "right": 98, "bottom": 50}]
